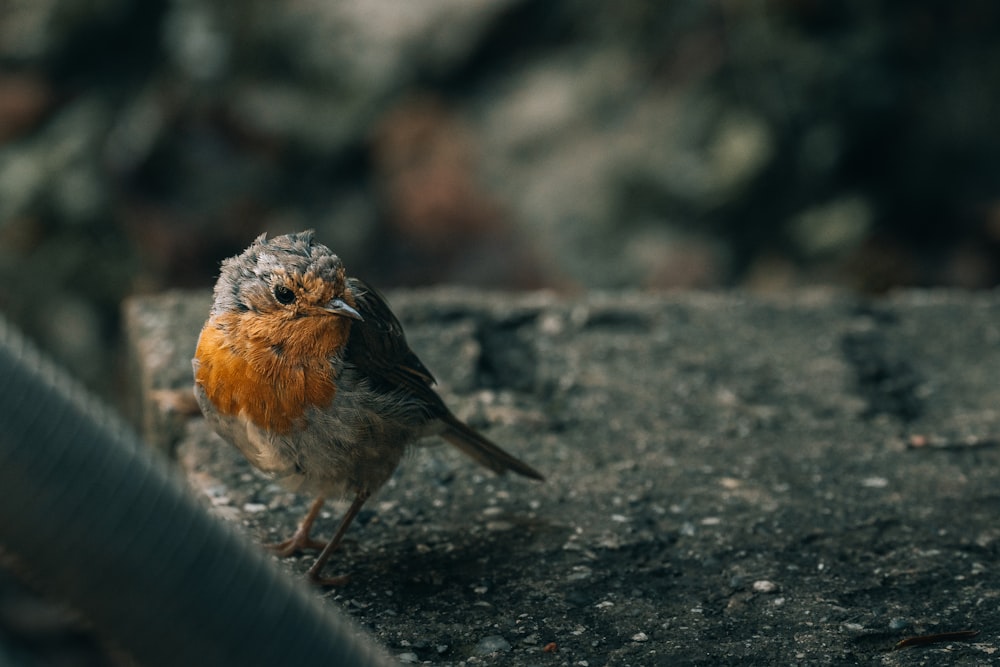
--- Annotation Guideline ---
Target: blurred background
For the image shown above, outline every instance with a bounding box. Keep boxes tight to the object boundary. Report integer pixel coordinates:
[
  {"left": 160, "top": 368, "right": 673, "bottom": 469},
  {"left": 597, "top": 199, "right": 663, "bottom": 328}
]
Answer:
[{"left": 1, "top": 0, "right": 999, "bottom": 400}]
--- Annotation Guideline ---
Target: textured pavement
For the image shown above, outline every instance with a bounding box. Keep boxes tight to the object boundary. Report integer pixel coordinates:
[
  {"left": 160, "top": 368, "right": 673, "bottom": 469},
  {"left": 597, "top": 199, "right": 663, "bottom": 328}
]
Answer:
[{"left": 124, "top": 288, "right": 1000, "bottom": 665}]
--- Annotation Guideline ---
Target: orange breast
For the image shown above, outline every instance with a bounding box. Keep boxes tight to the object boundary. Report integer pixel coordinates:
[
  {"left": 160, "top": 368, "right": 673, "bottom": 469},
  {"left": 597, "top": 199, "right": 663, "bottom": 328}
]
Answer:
[{"left": 194, "top": 311, "right": 348, "bottom": 434}]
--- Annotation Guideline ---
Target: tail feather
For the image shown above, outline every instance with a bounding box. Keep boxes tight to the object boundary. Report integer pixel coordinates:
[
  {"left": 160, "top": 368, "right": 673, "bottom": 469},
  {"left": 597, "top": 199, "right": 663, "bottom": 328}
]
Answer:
[{"left": 440, "top": 417, "right": 544, "bottom": 481}]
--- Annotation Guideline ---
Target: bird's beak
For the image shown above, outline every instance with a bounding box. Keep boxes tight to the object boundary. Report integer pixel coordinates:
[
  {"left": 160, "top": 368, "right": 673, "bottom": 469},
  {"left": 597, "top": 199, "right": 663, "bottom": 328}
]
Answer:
[{"left": 325, "top": 298, "right": 363, "bottom": 321}]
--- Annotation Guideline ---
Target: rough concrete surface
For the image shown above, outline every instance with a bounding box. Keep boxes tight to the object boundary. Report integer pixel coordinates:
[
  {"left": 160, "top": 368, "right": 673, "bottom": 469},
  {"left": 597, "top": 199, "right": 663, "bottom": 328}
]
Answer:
[{"left": 123, "top": 288, "right": 1000, "bottom": 666}]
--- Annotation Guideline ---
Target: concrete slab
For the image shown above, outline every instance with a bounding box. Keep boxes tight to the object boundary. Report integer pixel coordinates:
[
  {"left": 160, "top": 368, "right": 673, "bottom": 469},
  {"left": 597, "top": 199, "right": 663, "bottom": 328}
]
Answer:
[{"left": 123, "top": 288, "right": 1000, "bottom": 665}]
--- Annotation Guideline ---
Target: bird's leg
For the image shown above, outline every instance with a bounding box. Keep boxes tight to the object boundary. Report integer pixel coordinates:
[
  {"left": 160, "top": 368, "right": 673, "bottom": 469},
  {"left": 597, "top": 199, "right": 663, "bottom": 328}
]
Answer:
[
  {"left": 307, "top": 490, "right": 371, "bottom": 586},
  {"left": 268, "top": 496, "right": 327, "bottom": 557}
]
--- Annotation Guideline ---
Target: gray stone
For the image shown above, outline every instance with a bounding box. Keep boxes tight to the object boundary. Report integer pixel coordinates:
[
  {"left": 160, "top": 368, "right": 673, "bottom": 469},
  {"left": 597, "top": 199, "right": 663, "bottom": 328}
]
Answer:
[
  {"left": 124, "top": 288, "right": 1000, "bottom": 664},
  {"left": 474, "top": 635, "right": 511, "bottom": 655}
]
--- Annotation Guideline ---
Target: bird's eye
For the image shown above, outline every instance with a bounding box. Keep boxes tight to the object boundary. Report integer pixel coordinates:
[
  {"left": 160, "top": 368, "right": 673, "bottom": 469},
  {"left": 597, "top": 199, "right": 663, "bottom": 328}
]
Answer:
[{"left": 273, "top": 284, "right": 296, "bottom": 305}]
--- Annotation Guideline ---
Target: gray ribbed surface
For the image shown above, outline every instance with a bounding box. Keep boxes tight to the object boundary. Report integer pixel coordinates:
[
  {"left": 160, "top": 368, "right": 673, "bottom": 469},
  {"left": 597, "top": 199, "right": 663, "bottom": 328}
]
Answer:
[{"left": 0, "top": 315, "right": 389, "bottom": 667}]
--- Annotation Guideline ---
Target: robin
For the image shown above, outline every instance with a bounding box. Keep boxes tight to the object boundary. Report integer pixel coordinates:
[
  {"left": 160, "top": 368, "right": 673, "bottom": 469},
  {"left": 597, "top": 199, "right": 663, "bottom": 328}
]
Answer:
[{"left": 192, "top": 231, "right": 543, "bottom": 585}]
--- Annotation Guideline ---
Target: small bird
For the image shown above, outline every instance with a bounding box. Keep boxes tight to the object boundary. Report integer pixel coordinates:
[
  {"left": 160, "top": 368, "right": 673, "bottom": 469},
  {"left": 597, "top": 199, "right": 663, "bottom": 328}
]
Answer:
[{"left": 193, "top": 231, "right": 543, "bottom": 584}]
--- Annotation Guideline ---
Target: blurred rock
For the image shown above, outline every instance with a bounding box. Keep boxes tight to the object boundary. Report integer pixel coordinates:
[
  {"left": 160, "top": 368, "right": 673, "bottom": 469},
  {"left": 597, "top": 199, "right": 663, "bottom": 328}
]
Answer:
[
  {"left": 225, "top": 0, "right": 521, "bottom": 152},
  {"left": 0, "top": 0, "right": 70, "bottom": 60},
  {"left": 0, "top": 96, "right": 110, "bottom": 225},
  {"left": 371, "top": 95, "right": 549, "bottom": 287},
  {"left": 623, "top": 226, "right": 728, "bottom": 289},
  {"left": 0, "top": 74, "right": 53, "bottom": 144},
  {"left": 788, "top": 195, "right": 873, "bottom": 260}
]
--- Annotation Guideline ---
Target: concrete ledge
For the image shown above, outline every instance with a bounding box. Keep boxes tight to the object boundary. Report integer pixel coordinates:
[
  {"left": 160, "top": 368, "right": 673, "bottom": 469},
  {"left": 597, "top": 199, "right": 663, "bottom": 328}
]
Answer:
[{"left": 123, "top": 288, "right": 1000, "bottom": 665}]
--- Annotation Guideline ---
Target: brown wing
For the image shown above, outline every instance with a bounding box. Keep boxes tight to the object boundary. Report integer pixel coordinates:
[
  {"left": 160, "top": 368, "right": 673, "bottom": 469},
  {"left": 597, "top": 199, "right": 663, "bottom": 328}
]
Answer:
[
  {"left": 345, "top": 277, "right": 544, "bottom": 481},
  {"left": 344, "top": 277, "right": 447, "bottom": 416}
]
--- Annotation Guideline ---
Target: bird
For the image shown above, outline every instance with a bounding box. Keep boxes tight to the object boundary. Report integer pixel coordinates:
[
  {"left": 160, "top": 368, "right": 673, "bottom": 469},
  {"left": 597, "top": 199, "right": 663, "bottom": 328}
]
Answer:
[{"left": 192, "top": 230, "right": 543, "bottom": 585}]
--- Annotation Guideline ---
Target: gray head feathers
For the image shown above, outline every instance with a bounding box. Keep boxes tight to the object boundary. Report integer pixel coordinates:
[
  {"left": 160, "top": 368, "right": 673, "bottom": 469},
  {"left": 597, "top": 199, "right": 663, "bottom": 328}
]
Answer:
[{"left": 211, "top": 231, "right": 345, "bottom": 316}]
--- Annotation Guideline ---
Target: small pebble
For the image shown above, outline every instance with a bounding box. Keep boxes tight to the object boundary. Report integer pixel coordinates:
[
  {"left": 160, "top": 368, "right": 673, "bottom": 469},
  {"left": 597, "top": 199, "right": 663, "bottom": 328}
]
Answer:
[
  {"left": 752, "top": 579, "right": 779, "bottom": 594},
  {"left": 475, "top": 635, "right": 511, "bottom": 655},
  {"left": 631, "top": 632, "right": 649, "bottom": 642},
  {"left": 209, "top": 506, "right": 241, "bottom": 522},
  {"left": 242, "top": 503, "right": 268, "bottom": 513},
  {"left": 888, "top": 617, "right": 909, "bottom": 631},
  {"left": 397, "top": 652, "right": 419, "bottom": 663}
]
